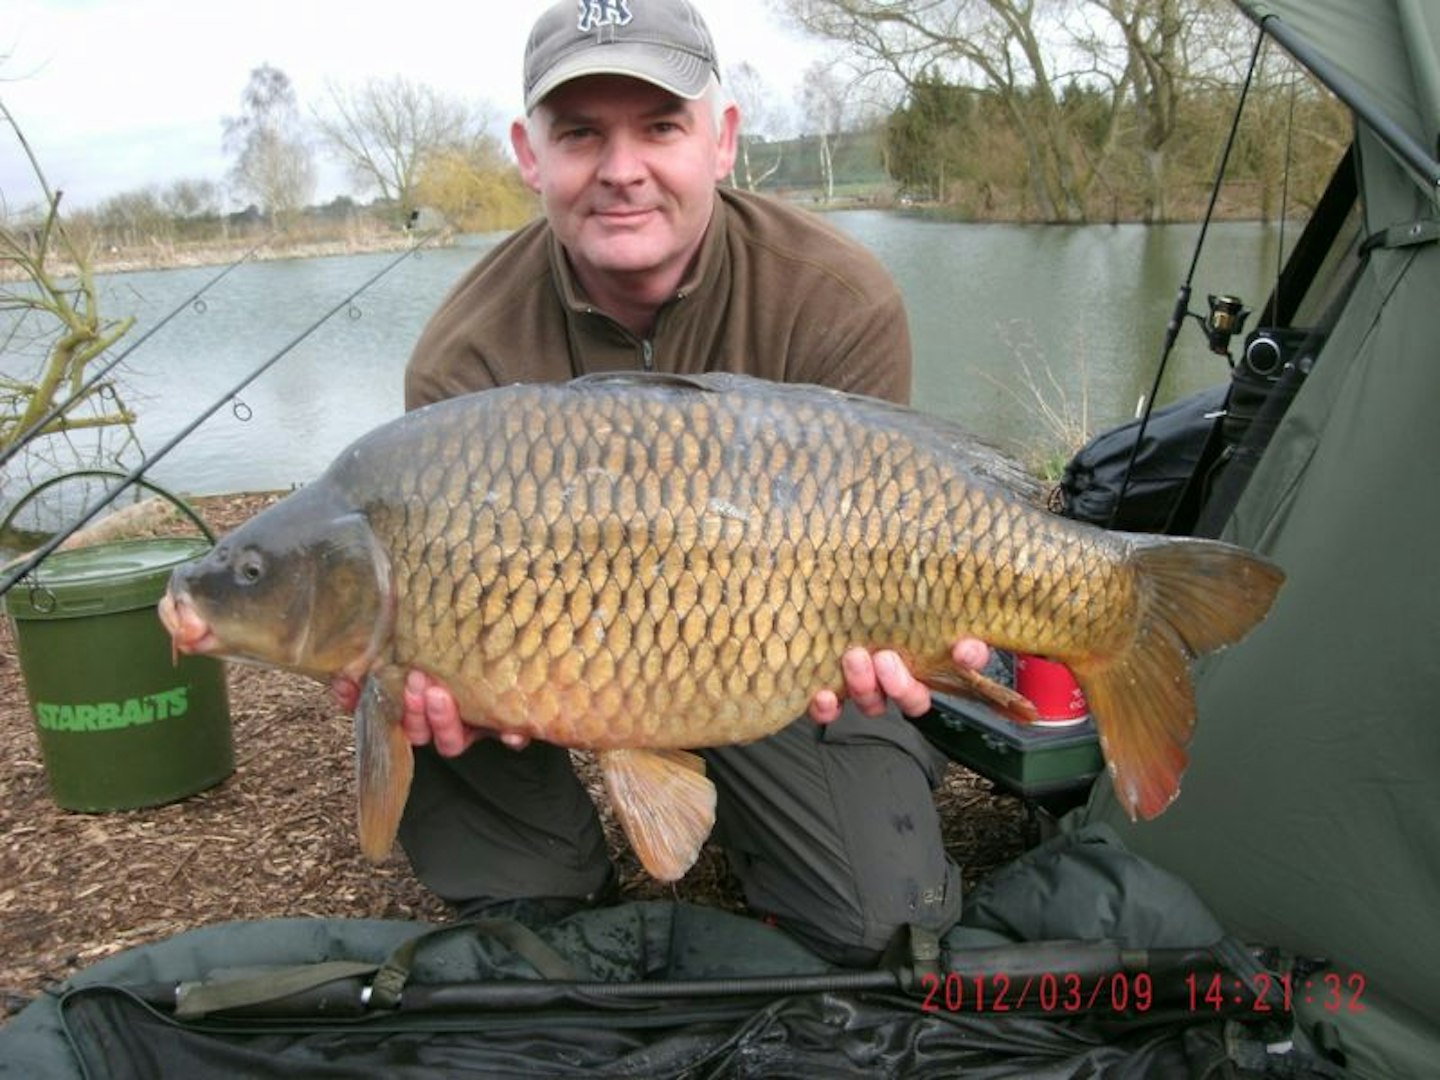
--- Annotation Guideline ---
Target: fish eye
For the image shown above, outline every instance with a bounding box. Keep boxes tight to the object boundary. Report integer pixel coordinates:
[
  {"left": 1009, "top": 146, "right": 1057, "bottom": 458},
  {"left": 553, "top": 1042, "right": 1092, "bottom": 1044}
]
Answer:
[{"left": 235, "top": 550, "right": 265, "bottom": 585}]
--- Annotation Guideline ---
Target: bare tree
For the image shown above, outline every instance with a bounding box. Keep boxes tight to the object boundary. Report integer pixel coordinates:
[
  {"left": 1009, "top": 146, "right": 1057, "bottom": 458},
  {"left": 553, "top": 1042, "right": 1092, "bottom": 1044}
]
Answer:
[
  {"left": 222, "top": 65, "right": 316, "bottom": 228},
  {"left": 161, "top": 178, "right": 222, "bottom": 221},
  {"left": 314, "top": 76, "right": 496, "bottom": 223},
  {"left": 1175, "top": 6, "right": 1346, "bottom": 221},
  {"left": 1, "top": 103, "right": 138, "bottom": 478},
  {"left": 94, "top": 187, "right": 171, "bottom": 247},
  {"left": 725, "top": 63, "right": 788, "bottom": 192},
  {"left": 799, "top": 61, "right": 852, "bottom": 202},
  {"left": 1082, "top": 0, "right": 1193, "bottom": 221}
]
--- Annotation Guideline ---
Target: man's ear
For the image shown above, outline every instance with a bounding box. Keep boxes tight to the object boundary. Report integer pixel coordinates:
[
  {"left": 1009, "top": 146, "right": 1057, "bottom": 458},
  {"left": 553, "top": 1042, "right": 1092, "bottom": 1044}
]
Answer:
[
  {"left": 511, "top": 117, "right": 543, "bottom": 193},
  {"left": 714, "top": 103, "right": 741, "bottom": 180}
]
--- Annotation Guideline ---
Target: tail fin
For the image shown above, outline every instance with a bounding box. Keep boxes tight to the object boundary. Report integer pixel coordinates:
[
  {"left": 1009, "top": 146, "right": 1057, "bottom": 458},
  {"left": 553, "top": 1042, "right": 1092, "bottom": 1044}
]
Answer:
[{"left": 1070, "top": 537, "right": 1284, "bottom": 821}]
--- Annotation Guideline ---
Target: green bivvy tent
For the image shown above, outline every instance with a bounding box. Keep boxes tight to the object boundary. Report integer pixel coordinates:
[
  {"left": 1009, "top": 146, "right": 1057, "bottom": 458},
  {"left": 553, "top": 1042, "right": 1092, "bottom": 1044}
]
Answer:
[
  {"left": 1, "top": 2, "right": 1436, "bottom": 1077},
  {"left": 1085, "top": 2, "right": 1440, "bottom": 1078}
]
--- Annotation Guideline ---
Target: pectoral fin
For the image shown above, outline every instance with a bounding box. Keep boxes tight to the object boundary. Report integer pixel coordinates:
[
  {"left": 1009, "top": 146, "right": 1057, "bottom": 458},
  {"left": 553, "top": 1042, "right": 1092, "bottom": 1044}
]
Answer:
[
  {"left": 355, "top": 672, "right": 415, "bottom": 863},
  {"left": 599, "top": 749, "right": 716, "bottom": 882}
]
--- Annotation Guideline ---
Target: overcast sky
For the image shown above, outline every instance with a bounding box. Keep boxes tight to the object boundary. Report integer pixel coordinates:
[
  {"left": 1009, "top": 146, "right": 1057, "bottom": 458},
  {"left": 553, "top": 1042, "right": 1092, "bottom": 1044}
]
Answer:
[{"left": 3, "top": 0, "right": 825, "bottom": 212}]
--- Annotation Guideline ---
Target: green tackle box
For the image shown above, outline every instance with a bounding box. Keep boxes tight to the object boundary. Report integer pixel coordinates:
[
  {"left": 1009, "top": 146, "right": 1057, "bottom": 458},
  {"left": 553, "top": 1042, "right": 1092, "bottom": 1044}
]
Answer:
[{"left": 916, "top": 692, "right": 1104, "bottom": 812}]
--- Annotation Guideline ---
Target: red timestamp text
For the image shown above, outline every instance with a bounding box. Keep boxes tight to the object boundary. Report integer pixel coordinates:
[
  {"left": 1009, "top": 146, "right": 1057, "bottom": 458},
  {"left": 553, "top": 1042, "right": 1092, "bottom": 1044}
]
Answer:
[
  {"left": 919, "top": 970, "right": 1155, "bottom": 1014},
  {"left": 1185, "top": 970, "right": 1367, "bottom": 1014}
]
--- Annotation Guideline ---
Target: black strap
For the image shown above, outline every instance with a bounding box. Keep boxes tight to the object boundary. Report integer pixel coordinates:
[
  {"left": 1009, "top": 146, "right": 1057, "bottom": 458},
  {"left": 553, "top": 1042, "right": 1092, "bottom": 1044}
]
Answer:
[
  {"left": 368, "top": 917, "right": 579, "bottom": 1009},
  {"left": 175, "top": 960, "right": 380, "bottom": 1019}
]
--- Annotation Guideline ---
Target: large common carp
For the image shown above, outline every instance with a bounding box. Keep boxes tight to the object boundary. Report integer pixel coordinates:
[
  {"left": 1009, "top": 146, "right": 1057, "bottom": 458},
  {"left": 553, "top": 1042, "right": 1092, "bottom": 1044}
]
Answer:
[{"left": 159, "top": 372, "right": 1283, "bottom": 881}]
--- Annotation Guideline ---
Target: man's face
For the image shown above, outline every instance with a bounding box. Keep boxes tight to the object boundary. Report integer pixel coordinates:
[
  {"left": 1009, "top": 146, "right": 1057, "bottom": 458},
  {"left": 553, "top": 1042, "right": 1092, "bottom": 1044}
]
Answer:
[{"left": 512, "top": 75, "right": 739, "bottom": 296}]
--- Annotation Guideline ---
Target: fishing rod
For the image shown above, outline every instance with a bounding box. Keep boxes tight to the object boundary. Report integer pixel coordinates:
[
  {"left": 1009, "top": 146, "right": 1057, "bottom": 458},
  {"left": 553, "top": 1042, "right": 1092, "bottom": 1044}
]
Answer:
[
  {"left": 0, "top": 230, "right": 440, "bottom": 600},
  {"left": 1107, "top": 25, "right": 1268, "bottom": 530},
  {"left": 103, "top": 942, "right": 1255, "bottom": 1019},
  {"left": 0, "top": 238, "right": 269, "bottom": 470}
]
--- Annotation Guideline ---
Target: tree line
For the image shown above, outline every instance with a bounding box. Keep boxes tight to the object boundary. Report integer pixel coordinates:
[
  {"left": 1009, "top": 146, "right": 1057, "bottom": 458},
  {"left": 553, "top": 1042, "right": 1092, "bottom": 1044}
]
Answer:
[
  {"left": 37, "top": 66, "right": 538, "bottom": 257},
  {"left": 762, "top": 0, "right": 1348, "bottom": 222},
  {"left": 10, "top": 0, "right": 1352, "bottom": 258},
  {"left": 735, "top": 103, "right": 1338, "bottom": 225}
]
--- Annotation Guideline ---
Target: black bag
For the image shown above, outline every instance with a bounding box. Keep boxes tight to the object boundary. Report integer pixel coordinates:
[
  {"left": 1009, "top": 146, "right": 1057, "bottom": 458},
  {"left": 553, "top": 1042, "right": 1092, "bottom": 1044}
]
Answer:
[
  {"left": 1055, "top": 384, "right": 1228, "bottom": 533},
  {"left": 1059, "top": 324, "right": 1321, "bottom": 536}
]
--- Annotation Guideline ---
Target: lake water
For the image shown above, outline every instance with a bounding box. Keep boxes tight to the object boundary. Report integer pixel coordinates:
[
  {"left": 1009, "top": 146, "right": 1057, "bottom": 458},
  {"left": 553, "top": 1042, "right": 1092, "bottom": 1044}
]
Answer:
[{"left": 5, "top": 213, "right": 1287, "bottom": 504}]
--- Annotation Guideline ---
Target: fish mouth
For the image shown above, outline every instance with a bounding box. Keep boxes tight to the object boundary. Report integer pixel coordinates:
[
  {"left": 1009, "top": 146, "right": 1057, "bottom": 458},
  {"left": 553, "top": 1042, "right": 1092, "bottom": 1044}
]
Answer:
[{"left": 157, "top": 589, "right": 221, "bottom": 656}]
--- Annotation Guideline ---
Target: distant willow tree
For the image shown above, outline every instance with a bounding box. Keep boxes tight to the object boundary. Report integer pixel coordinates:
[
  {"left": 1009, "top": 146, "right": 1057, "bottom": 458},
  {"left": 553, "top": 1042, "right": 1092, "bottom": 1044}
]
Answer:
[
  {"left": 412, "top": 142, "right": 536, "bottom": 234},
  {"left": 222, "top": 64, "right": 316, "bottom": 229}
]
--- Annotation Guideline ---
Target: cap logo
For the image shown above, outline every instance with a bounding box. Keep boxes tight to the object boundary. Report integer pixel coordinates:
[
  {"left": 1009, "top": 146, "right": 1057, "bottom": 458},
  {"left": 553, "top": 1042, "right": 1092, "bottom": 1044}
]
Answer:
[{"left": 577, "top": 0, "right": 633, "bottom": 34}]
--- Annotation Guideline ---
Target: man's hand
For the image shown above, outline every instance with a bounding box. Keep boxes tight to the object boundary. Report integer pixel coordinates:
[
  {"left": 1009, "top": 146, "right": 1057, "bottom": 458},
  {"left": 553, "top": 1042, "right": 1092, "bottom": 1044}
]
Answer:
[
  {"left": 807, "top": 638, "right": 991, "bottom": 724},
  {"left": 329, "top": 671, "right": 530, "bottom": 757}
]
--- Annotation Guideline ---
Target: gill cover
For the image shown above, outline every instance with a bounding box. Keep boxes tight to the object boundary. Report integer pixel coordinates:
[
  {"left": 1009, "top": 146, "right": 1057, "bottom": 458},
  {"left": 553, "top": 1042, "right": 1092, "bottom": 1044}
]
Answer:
[{"left": 172, "top": 483, "right": 394, "bottom": 678}]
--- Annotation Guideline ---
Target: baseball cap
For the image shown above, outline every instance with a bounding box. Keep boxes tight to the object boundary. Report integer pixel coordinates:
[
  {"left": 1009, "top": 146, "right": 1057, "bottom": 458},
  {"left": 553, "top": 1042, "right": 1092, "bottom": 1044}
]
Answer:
[{"left": 523, "top": 0, "right": 721, "bottom": 113}]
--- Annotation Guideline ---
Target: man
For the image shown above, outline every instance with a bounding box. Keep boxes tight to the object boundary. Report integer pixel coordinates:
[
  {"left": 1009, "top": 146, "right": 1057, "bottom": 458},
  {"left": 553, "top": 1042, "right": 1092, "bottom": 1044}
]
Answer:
[{"left": 373, "top": 0, "right": 989, "bottom": 965}]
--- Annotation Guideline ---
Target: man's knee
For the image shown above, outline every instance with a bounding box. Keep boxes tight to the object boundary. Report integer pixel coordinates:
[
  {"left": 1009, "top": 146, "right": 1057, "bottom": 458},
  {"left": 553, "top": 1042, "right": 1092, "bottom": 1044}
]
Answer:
[
  {"left": 399, "top": 742, "right": 612, "bottom": 905},
  {"left": 756, "top": 859, "right": 963, "bottom": 967}
]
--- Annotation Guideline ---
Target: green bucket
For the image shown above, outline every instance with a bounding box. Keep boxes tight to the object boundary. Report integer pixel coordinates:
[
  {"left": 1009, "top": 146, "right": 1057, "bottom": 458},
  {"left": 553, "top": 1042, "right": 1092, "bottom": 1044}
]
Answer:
[{"left": 5, "top": 535, "right": 235, "bottom": 811}]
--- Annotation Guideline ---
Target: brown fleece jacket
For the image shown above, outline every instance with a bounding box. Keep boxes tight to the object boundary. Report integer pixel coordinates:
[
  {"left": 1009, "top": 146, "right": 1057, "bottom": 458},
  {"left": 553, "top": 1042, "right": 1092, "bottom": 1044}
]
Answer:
[{"left": 404, "top": 187, "right": 912, "bottom": 410}]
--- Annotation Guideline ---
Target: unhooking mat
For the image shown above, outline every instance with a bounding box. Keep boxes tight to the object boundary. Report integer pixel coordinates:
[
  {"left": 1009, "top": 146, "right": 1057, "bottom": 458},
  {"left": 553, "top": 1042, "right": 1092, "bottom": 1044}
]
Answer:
[{"left": 0, "top": 825, "right": 1350, "bottom": 1078}]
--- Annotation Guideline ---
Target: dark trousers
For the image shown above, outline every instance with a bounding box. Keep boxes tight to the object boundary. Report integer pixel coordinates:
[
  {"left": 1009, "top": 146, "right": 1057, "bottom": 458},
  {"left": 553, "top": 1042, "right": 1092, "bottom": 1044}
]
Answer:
[{"left": 396, "top": 703, "right": 963, "bottom": 966}]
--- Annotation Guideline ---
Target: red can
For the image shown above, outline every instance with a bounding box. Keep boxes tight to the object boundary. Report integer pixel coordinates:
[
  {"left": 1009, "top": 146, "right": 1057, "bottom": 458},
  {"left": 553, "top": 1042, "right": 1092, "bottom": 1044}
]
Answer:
[{"left": 1013, "top": 653, "right": 1089, "bottom": 725}]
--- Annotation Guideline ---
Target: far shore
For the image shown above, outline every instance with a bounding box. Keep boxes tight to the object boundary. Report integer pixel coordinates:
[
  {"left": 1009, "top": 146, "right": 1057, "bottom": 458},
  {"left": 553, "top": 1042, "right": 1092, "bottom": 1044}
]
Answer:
[
  {"left": 9, "top": 192, "right": 1284, "bottom": 285},
  {"left": 3, "top": 226, "right": 459, "bottom": 285}
]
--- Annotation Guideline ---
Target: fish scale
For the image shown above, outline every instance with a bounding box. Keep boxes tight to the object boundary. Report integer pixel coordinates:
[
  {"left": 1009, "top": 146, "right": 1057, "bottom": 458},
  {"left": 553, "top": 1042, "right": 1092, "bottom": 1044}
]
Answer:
[
  {"left": 412, "top": 384, "right": 1083, "bottom": 737},
  {"left": 160, "top": 371, "right": 1284, "bottom": 881}
]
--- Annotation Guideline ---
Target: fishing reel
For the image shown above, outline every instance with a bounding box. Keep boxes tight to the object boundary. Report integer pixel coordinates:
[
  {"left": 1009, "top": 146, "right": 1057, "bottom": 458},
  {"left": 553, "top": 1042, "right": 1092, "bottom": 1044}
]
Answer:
[
  {"left": 1203, "top": 294, "right": 1250, "bottom": 357},
  {"left": 1203, "top": 294, "right": 1312, "bottom": 382}
]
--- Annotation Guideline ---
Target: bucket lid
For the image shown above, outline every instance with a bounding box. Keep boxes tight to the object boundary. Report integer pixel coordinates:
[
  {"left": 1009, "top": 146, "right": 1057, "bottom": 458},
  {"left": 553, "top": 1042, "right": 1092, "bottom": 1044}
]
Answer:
[{"left": 4, "top": 537, "right": 212, "bottom": 620}]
